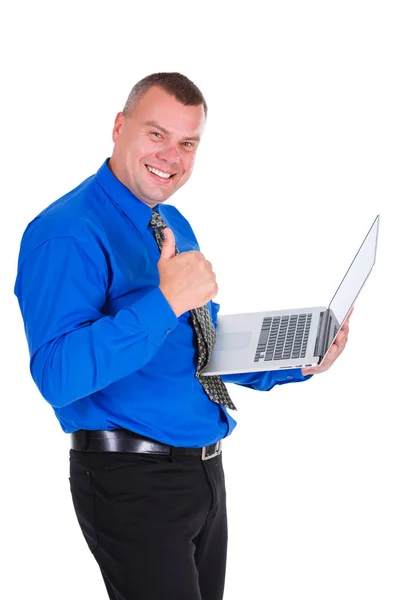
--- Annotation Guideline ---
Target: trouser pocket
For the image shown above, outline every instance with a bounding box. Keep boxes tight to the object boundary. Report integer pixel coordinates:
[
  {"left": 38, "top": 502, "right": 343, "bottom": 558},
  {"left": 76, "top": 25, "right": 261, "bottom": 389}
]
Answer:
[{"left": 69, "top": 469, "right": 99, "bottom": 554}]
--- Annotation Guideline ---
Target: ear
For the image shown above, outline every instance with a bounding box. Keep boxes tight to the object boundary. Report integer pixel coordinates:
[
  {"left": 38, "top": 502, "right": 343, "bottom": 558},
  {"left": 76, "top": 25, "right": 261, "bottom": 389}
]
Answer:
[{"left": 112, "top": 112, "right": 125, "bottom": 143}]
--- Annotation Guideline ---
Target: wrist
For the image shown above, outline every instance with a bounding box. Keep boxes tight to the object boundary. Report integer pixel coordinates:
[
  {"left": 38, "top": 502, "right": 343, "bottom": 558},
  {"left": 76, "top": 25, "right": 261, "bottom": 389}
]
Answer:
[{"left": 159, "top": 286, "right": 182, "bottom": 318}]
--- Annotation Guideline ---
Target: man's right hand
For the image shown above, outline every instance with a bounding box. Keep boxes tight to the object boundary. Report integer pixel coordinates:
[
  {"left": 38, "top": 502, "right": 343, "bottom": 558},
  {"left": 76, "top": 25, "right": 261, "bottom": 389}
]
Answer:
[{"left": 158, "top": 228, "right": 218, "bottom": 318}]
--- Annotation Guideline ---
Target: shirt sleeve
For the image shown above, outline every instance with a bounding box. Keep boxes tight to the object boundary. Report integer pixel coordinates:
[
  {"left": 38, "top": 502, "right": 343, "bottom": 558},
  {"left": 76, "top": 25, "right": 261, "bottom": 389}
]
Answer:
[
  {"left": 14, "top": 236, "right": 178, "bottom": 408},
  {"left": 209, "top": 300, "right": 313, "bottom": 391}
]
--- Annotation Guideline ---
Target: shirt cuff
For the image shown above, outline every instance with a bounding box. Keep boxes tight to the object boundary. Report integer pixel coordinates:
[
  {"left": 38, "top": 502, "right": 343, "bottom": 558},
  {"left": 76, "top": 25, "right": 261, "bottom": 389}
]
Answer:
[
  {"left": 272, "top": 368, "right": 313, "bottom": 383},
  {"left": 128, "top": 286, "right": 178, "bottom": 345}
]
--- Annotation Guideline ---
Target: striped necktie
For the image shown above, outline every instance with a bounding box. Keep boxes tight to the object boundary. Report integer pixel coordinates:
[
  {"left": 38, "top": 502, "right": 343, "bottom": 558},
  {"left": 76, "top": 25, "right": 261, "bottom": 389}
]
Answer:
[{"left": 149, "top": 209, "right": 237, "bottom": 411}]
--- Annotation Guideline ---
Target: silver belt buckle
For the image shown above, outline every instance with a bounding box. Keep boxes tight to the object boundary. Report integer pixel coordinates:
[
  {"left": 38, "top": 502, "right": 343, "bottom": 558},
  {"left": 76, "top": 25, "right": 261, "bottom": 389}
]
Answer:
[{"left": 201, "top": 440, "right": 222, "bottom": 461}]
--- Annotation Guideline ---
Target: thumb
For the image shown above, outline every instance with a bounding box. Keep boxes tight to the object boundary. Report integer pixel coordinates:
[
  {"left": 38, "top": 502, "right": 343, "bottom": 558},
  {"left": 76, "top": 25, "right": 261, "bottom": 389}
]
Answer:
[{"left": 160, "top": 228, "right": 176, "bottom": 260}]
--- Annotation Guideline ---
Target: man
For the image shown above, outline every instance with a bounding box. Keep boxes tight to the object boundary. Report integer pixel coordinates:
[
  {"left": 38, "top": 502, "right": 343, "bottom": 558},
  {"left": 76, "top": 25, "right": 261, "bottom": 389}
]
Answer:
[{"left": 14, "top": 72, "right": 350, "bottom": 600}]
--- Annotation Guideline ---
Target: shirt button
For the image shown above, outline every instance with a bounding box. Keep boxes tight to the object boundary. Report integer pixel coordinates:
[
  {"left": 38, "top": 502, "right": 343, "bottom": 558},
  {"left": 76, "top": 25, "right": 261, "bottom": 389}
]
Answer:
[
  {"left": 165, "top": 329, "right": 171, "bottom": 335},
  {"left": 287, "top": 375, "right": 293, "bottom": 380}
]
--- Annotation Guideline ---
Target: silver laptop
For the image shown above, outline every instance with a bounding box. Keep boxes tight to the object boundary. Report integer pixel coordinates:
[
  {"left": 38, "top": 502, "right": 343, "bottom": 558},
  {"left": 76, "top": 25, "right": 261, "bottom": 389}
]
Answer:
[{"left": 201, "top": 215, "right": 379, "bottom": 376}]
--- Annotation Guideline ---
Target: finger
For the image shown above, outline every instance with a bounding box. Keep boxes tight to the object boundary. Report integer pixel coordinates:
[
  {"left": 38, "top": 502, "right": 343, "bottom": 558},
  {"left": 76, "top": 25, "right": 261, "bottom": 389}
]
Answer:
[
  {"left": 335, "top": 342, "right": 346, "bottom": 356},
  {"left": 343, "top": 307, "right": 354, "bottom": 325},
  {"left": 326, "top": 344, "right": 338, "bottom": 360},
  {"left": 302, "top": 368, "right": 314, "bottom": 376},
  {"left": 336, "top": 331, "right": 347, "bottom": 345},
  {"left": 330, "top": 341, "right": 343, "bottom": 359},
  {"left": 302, "top": 366, "right": 318, "bottom": 375},
  {"left": 332, "top": 336, "right": 349, "bottom": 358},
  {"left": 342, "top": 316, "right": 351, "bottom": 328},
  {"left": 341, "top": 320, "right": 350, "bottom": 332},
  {"left": 339, "top": 320, "right": 350, "bottom": 335},
  {"left": 160, "top": 228, "right": 176, "bottom": 259},
  {"left": 330, "top": 344, "right": 338, "bottom": 355}
]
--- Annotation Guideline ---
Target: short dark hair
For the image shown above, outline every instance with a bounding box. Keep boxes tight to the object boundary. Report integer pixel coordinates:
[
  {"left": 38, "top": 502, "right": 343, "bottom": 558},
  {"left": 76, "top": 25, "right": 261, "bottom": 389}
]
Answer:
[{"left": 122, "top": 72, "right": 208, "bottom": 118}]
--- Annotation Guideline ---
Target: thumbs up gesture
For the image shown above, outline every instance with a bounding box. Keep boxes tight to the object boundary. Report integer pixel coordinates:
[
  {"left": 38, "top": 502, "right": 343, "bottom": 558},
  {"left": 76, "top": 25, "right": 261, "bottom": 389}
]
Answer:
[{"left": 158, "top": 228, "right": 218, "bottom": 317}]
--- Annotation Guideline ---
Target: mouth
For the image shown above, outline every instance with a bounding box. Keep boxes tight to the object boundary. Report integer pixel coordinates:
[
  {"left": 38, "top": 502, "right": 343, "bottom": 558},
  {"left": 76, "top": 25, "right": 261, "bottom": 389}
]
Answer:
[{"left": 145, "top": 164, "right": 177, "bottom": 183}]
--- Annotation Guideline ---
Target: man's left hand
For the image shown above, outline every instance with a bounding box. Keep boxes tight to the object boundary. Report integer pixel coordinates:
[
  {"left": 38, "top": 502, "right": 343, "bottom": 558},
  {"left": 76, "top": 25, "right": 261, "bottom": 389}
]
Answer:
[{"left": 301, "top": 307, "right": 353, "bottom": 376}]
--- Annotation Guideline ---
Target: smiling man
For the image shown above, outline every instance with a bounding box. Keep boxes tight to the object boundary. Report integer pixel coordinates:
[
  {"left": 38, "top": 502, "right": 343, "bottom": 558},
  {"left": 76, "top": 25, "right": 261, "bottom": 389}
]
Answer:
[
  {"left": 14, "top": 72, "right": 351, "bottom": 600},
  {"left": 109, "top": 84, "right": 204, "bottom": 207}
]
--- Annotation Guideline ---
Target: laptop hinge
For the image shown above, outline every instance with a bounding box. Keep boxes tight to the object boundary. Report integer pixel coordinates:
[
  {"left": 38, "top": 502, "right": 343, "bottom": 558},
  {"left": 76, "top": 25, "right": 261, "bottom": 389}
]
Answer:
[{"left": 314, "top": 310, "right": 331, "bottom": 359}]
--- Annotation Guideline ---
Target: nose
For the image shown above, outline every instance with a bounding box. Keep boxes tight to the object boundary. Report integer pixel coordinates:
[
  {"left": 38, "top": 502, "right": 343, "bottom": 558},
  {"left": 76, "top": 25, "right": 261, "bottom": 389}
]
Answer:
[{"left": 156, "top": 144, "right": 181, "bottom": 165}]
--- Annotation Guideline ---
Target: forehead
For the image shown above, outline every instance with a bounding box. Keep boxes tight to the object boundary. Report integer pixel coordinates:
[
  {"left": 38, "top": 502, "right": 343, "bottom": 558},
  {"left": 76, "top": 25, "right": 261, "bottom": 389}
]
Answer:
[{"left": 131, "top": 86, "right": 206, "bottom": 138}]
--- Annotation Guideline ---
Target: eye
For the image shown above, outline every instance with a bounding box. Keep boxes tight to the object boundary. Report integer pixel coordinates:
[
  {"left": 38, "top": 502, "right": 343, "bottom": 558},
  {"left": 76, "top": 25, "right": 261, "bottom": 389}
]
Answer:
[
  {"left": 182, "top": 141, "right": 195, "bottom": 150},
  {"left": 150, "top": 131, "right": 162, "bottom": 139}
]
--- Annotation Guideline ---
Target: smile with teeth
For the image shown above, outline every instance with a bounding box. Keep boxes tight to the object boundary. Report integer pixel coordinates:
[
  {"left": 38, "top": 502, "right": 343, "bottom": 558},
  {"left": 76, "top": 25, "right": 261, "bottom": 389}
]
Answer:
[{"left": 146, "top": 165, "right": 173, "bottom": 179}]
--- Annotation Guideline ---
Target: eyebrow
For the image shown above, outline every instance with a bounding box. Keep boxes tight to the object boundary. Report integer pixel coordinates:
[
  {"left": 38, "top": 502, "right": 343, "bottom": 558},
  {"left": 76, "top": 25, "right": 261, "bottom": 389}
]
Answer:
[{"left": 144, "top": 120, "right": 201, "bottom": 141}]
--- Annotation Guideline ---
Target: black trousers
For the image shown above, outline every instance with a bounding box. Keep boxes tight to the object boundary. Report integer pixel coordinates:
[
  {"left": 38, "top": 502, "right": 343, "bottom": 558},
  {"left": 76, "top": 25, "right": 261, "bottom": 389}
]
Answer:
[{"left": 69, "top": 448, "right": 228, "bottom": 600}]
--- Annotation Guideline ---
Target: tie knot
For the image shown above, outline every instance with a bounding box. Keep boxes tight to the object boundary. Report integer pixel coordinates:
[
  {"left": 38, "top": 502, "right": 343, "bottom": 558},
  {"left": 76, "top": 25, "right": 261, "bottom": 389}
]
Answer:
[{"left": 149, "top": 209, "right": 166, "bottom": 230}]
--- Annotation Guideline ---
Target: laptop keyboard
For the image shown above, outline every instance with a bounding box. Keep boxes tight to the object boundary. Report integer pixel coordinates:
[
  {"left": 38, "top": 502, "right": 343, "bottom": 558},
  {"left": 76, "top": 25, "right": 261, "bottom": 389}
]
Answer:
[{"left": 254, "top": 313, "right": 312, "bottom": 362}]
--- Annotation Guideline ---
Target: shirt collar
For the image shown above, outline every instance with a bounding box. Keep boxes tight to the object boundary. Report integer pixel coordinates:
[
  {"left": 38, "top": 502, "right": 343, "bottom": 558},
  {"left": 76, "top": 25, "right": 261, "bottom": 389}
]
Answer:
[{"left": 95, "top": 158, "right": 158, "bottom": 235}]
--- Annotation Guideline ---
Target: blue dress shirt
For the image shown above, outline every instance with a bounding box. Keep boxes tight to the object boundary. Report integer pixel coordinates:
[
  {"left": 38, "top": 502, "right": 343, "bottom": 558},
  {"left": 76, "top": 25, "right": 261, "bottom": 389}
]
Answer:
[{"left": 14, "top": 158, "right": 311, "bottom": 447}]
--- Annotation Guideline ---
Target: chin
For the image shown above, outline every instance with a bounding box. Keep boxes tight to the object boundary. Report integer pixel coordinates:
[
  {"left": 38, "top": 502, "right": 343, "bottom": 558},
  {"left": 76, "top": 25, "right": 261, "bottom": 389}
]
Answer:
[
  {"left": 152, "top": 184, "right": 176, "bottom": 199},
  {"left": 143, "top": 189, "right": 170, "bottom": 205}
]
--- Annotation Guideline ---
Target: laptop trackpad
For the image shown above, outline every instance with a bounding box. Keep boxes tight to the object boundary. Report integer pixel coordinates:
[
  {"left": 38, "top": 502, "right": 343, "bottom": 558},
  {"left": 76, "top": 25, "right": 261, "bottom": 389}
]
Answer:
[{"left": 214, "top": 331, "right": 252, "bottom": 351}]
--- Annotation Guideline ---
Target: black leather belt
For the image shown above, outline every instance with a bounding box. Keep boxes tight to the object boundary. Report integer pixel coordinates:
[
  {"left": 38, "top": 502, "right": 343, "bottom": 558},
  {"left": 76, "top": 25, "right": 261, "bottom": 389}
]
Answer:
[{"left": 70, "top": 429, "right": 222, "bottom": 461}]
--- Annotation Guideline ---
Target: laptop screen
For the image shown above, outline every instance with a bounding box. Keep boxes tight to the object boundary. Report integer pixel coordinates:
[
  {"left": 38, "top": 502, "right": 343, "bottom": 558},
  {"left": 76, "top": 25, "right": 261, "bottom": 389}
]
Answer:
[{"left": 328, "top": 215, "right": 379, "bottom": 327}]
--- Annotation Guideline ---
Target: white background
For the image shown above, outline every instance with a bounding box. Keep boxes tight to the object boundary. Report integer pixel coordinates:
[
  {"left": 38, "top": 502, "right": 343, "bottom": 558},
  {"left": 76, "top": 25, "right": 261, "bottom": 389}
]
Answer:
[{"left": 1, "top": 1, "right": 399, "bottom": 598}]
